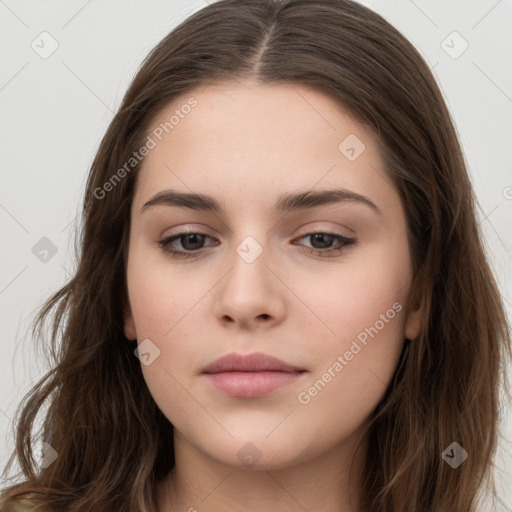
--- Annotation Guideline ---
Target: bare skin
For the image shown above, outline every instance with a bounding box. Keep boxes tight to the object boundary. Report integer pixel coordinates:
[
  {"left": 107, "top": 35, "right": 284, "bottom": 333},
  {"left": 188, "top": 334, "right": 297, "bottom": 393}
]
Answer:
[{"left": 123, "top": 80, "right": 422, "bottom": 511}]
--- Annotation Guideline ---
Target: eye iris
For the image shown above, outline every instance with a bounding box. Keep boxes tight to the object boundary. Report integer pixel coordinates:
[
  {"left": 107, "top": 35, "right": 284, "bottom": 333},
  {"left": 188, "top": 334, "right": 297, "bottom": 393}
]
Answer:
[
  {"left": 181, "top": 233, "right": 205, "bottom": 250},
  {"left": 310, "top": 233, "right": 335, "bottom": 249}
]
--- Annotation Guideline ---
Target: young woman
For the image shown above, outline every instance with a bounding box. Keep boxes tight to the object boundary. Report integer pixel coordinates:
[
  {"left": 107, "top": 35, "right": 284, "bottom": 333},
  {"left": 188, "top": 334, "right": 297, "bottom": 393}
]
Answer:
[{"left": 1, "top": 0, "right": 510, "bottom": 510}]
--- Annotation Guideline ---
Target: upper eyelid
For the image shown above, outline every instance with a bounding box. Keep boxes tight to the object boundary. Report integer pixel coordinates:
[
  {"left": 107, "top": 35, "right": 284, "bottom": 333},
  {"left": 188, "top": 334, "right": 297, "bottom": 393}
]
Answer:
[
  {"left": 162, "top": 228, "right": 353, "bottom": 241},
  {"left": 161, "top": 221, "right": 355, "bottom": 237}
]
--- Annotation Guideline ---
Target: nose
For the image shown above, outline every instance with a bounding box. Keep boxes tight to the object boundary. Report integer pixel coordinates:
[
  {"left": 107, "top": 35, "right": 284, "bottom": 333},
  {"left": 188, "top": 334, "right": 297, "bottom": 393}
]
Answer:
[{"left": 214, "top": 239, "right": 286, "bottom": 330}]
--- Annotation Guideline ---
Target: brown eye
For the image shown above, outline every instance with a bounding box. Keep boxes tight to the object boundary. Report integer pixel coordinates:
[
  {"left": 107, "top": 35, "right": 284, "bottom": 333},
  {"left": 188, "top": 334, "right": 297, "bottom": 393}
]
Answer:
[
  {"left": 157, "top": 230, "right": 357, "bottom": 259},
  {"left": 293, "top": 232, "right": 357, "bottom": 257},
  {"left": 157, "top": 232, "right": 216, "bottom": 258}
]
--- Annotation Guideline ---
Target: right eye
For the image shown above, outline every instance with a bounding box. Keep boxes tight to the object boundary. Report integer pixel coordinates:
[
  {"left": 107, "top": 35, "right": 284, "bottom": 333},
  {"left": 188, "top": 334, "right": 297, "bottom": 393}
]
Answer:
[{"left": 157, "top": 232, "right": 218, "bottom": 258}]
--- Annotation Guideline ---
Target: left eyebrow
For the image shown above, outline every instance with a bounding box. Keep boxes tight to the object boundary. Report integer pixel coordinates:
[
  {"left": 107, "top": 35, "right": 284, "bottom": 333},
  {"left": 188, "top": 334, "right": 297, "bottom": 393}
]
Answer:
[{"left": 140, "top": 188, "right": 383, "bottom": 217}]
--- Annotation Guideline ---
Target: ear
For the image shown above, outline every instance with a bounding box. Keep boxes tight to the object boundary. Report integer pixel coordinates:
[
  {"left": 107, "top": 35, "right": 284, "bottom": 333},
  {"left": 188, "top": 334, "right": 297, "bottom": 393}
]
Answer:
[
  {"left": 403, "top": 287, "right": 423, "bottom": 341},
  {"left": 123, "top": 301, "right": 137, "bottom": 341}
]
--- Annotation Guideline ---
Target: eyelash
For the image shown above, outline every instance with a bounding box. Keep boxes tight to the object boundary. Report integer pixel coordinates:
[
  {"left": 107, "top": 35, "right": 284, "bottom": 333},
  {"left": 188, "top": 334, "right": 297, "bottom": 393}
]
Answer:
[{"left": 157, "top": 230, "right": 357, "bottom": 259}]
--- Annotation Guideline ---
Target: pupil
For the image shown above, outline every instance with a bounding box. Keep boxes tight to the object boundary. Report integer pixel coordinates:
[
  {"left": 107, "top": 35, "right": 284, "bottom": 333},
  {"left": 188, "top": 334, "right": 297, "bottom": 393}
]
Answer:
[
  {"left": 312, "top": 233, "right": 333, "bottom": 249},
  {"left": 183, "top": 234, "right": 204, "bottom": 250}
]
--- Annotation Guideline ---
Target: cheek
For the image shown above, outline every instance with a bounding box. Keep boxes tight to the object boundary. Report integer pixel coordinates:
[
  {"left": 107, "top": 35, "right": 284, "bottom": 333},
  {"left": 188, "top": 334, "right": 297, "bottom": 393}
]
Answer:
[
  {"left": 289, "top": 248, "right": 410, "bottom": 440},
  {"left": 291, "top": 290, "right": 407, "bottom": 455},
  {"left": 125, "top": 247, "right": 212, "bottom": 412},
  {"left": 126, "top": 245, "right": 210, "bottom": 339},
  {"left": 288, "top": 242, "right": 412, "bottom": 345}
]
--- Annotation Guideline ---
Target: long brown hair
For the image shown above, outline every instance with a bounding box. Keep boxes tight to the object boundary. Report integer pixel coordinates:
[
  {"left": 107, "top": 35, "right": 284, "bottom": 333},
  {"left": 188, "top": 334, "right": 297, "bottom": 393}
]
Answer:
[{"left": 1, "top": 0, "right": 510, "bottom": 510}]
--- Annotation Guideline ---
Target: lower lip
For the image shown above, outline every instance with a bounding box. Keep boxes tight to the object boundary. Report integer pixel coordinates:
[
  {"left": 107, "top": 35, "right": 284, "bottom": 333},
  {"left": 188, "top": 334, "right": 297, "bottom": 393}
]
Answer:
[{"left": 204, "top": 371, "right": 304, "bottom": 398}]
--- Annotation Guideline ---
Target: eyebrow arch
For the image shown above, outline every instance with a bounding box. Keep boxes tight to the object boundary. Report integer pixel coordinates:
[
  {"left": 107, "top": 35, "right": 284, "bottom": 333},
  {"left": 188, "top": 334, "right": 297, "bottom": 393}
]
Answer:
[{"left": 140, "top": 188, "right": 382, "bottom": 216}]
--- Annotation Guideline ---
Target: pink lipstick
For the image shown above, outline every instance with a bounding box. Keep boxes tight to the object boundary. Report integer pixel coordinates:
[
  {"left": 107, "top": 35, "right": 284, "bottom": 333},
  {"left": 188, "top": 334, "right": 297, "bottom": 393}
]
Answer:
[{"left": 201, "top": 352, "right": 306, "bottom": 398}]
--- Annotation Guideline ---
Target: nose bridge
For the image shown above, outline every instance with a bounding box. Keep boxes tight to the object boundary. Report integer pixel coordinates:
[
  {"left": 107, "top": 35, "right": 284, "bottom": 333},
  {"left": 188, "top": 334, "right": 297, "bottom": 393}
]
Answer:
[
  {"left": 229, "top": 230, "right": 271, "bottom": 292},
  {"left": 226, "top": 209, "right": 272, "bottom": 268},
  {"left": 214, "top": 227, "right": 286, "bottom": 326}
]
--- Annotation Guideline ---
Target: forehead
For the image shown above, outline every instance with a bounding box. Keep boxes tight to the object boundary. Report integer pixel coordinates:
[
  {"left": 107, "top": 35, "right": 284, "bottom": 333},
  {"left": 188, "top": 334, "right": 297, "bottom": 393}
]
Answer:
[{"left": 133, "top": 81, "right": 396, "bottom": 215}]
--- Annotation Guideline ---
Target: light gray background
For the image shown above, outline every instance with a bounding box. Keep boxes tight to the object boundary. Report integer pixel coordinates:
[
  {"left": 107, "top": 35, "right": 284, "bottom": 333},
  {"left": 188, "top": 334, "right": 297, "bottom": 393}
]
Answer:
[{"left": 1, "top": 0, "right": 511, "bottom": 509}]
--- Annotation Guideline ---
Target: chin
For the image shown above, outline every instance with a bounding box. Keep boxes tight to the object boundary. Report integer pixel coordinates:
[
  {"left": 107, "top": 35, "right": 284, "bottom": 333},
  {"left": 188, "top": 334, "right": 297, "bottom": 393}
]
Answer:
[{"left": 197, "top": 433, "right": 310, "bottom": 471}]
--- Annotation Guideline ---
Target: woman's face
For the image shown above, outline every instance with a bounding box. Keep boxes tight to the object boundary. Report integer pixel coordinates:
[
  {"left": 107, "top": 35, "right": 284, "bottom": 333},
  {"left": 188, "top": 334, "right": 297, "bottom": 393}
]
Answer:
[{"left": 124, "top": 80, "right": 421, "bottom": 470}]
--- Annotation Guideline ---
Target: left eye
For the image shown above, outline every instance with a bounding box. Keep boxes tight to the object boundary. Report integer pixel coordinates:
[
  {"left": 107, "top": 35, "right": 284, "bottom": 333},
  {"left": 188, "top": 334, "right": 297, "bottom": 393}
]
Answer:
[
  {"left": 157, "top": 231, "right": 356, "bottom": 259},
  {"left": 294, "top": 232, "right": 356, "bottom": 256}
]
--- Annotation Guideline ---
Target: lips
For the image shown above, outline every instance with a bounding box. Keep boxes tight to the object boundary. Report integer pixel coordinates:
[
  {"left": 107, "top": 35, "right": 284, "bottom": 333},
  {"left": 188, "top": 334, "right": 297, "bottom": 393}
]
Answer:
[
  {"left": 201, "top": 352, "right": 305, "bottom": 374},
  {"left": 201, "top": 352, "right": 306, "bottom": 398}
]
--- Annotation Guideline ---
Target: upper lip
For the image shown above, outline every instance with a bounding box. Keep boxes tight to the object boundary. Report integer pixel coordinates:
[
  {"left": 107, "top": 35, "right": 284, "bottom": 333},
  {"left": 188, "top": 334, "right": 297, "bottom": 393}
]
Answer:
[{"left": 201, "top": 352, "right": 305, "bottom": 374}]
